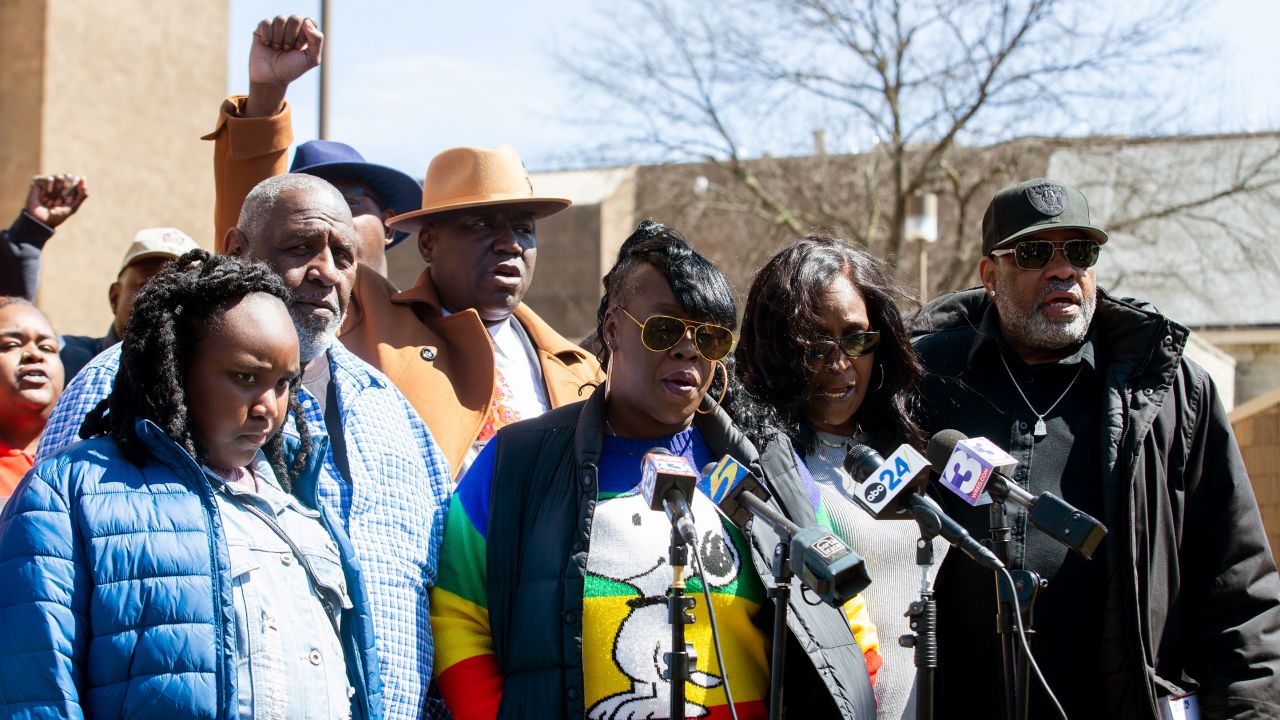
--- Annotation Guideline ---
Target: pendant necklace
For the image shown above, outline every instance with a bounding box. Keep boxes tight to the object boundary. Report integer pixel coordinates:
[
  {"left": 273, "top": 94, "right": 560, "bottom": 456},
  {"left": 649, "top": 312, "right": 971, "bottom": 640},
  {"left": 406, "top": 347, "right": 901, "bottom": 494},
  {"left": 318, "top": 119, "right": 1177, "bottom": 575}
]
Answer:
[{"left": 999, "top": 351, "right": 1082, "bottom": 439}]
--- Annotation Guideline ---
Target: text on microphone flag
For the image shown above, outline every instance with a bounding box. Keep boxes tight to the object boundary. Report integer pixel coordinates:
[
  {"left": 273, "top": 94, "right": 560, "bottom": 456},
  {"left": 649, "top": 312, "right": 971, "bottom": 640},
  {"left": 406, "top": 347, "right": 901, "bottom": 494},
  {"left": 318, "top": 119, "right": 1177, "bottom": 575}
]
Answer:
[
  {"left": 938, "top": 437, "right": 1017, "bottom": 506},
  {"left": 855, "top": 445, "right": 930, "bottom": 516}
]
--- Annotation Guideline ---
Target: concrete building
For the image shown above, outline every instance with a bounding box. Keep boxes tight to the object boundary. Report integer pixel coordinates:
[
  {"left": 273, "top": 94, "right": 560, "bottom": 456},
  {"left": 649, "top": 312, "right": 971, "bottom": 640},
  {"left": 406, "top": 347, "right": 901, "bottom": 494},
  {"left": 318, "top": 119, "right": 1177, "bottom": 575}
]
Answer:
[{"left": 0, "top": 0, "right": 227, "bottom": 336}]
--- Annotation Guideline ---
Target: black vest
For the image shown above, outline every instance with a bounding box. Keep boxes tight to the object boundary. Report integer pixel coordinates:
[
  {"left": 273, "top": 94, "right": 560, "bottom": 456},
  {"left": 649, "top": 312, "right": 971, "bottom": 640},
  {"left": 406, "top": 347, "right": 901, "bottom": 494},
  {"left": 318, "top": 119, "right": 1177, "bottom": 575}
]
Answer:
[{"left": 484, "top": 386, "right": 877, "bottom": 718}]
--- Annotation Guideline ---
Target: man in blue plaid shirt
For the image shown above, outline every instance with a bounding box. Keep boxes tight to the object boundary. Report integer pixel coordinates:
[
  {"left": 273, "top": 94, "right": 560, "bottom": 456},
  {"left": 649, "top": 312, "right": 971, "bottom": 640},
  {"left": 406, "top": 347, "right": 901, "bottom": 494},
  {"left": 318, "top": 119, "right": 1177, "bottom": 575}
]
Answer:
[{"left": 38, "top": 174, "right": 453, "bottom": 720}]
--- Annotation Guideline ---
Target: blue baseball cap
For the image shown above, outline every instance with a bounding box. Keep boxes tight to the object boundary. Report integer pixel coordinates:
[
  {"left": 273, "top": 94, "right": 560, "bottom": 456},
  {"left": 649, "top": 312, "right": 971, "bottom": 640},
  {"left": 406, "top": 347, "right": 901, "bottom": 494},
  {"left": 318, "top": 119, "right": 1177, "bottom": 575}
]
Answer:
[{"left": 290, "top": 140, "right": 423, "bottom": 247}]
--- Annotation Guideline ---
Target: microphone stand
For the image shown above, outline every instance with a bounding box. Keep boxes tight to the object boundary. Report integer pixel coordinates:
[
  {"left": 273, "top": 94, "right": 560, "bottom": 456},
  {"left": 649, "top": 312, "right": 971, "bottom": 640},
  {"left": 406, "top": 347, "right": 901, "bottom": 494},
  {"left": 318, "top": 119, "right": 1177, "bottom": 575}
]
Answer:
[
  {"left": 663, "top": 525, "right": 697, "bottom": 720},
  {"left": 990, "top": 500, "right": 1043, "bottom": 720},
  {"left": 901, "top": 523, "right": 940, "bottom": 720},
  {"left": 768, "top": 538, "right": 793, "bottom": 720}
]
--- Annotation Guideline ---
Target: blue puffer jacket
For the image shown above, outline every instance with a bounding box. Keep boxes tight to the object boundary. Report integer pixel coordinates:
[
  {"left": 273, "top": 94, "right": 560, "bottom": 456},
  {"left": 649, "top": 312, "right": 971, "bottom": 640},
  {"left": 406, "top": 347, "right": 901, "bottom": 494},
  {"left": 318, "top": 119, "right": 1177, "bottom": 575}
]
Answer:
[{"left": 0, "top": 419, "right": 384, "bottom": 719}]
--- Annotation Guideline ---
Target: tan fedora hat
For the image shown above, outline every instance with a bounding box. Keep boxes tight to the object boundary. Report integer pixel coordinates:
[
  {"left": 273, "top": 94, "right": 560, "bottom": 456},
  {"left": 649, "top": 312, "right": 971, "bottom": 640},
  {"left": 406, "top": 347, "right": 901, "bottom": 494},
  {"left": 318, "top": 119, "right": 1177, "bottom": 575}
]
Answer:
[{"left": 387, "top": 145, "right": 571, "bottom": 233}]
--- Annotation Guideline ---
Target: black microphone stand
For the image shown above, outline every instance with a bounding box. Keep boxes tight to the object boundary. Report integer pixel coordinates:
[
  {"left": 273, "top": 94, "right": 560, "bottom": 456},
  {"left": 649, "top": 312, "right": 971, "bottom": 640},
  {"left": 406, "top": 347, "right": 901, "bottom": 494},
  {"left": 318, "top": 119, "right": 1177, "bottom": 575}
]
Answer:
[
  {"left": 767, "top": 538, "right": 793, "bottom": 720},
  {"left": 901, "top": 522, "right": 940, "bottom": 720},
  {"left": 663, "top": 525, "right": 697, "bottom": 720},
  {"left": 990, "top": 500, "right": 1043, "bottom": 720}
]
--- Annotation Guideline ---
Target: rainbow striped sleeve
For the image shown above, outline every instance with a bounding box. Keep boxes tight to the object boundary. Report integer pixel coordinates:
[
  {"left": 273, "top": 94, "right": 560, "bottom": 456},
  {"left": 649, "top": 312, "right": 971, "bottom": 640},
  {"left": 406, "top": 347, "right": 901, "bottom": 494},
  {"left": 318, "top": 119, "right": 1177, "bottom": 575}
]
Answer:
[
  {"left": 810, "top": 462, "right": 883, "bottom": 687},
  {"left": 430, "top": 443, "right": 503, "bottom": 720}
]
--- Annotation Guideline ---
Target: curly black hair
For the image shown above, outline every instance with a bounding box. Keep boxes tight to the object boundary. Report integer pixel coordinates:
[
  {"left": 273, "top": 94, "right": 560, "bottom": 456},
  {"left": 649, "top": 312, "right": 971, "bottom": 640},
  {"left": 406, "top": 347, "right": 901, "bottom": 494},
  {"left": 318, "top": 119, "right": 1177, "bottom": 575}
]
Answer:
[
  {"left": 734, "top": 233, "right": 925, "bottom": 456},
  {"left": 80, "top": 249, "right": 311, "bottom": 490}
]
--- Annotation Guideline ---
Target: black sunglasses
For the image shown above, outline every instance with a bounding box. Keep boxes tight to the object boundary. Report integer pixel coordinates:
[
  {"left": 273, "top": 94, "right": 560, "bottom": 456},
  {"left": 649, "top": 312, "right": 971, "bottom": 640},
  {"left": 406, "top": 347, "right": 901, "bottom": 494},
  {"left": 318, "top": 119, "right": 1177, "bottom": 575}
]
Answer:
[
  {"left": 989, "top": 239, "right": 1101, "bottom": 270},
  {"left": 619, "top": 308, "right": 735, "bottom": 362},
  {"left": 805, "top": 331, "right": 881, "bottom": 364}
]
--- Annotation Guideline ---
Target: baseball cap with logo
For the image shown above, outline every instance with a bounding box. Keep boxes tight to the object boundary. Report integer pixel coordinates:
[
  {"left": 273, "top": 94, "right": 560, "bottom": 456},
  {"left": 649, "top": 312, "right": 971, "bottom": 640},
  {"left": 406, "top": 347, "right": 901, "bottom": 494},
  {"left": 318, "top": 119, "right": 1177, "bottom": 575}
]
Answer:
[
  {"left": 119, "top": 228, "right": 199, "bottom": 275},
  {"left": 981, "top": 178, "right": 1108, "bottom": 256}
]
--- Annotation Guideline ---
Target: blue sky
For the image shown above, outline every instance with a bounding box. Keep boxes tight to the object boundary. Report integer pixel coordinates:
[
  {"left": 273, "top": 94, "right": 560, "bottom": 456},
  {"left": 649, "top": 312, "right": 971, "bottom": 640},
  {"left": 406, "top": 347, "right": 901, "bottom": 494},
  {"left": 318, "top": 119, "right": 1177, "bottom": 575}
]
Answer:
[{"left": 228, "top": 0, "right": 1280, "bottom": 179}]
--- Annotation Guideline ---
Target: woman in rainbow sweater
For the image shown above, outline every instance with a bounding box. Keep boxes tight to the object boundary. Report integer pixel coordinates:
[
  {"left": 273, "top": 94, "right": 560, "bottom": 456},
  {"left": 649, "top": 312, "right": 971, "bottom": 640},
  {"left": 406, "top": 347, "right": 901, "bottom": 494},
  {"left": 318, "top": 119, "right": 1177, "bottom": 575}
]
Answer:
[{"left": 430, "top": 220, "right": 879, "bottom": 719}]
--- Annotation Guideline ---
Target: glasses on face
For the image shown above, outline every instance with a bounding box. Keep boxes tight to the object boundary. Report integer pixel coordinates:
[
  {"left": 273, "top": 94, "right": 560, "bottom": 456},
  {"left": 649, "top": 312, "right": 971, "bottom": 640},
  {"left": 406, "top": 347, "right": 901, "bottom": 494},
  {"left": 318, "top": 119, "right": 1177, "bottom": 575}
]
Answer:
[
  {"left": 805, "top": 331, "right": 881, "bottom": 365},
  {"left": 340, "top": 187, "right": 384, "bottom": 214},
  {"left": 989, "top": 239, "right": 1101, "bottom": 270},
  {"left": 618, "top": 308, "right": 735, "bottom": 362}
]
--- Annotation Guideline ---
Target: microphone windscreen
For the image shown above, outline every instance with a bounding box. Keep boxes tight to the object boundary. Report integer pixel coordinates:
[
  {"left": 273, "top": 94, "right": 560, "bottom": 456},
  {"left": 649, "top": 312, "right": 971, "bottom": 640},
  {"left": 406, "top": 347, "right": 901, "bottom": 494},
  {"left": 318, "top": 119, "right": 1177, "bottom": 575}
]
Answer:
[
  {"left": 843, "top": 444, "right": 883, "bottom": 484},
  {"left": 926, "top": 429, "right": 968, "bottom": 473}
]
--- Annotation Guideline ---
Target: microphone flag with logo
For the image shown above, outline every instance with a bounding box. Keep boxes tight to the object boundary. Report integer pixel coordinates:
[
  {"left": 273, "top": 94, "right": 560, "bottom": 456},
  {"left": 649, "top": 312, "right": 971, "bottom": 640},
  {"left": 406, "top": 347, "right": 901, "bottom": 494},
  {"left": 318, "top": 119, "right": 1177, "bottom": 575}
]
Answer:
[{"left": 933, "top": 433, "right": 1017, "bottom": 507}]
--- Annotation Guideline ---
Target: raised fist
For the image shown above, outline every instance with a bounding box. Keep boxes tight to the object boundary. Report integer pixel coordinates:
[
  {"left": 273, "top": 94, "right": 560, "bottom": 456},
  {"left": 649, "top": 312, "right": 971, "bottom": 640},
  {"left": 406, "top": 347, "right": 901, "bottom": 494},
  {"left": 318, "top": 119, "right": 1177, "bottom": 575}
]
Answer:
[
  {"left": 25, "top": 174, "right": 88, "bottom": 229},
  {"left": 249, "top": 15, "right": 323, "bottom": 89}
]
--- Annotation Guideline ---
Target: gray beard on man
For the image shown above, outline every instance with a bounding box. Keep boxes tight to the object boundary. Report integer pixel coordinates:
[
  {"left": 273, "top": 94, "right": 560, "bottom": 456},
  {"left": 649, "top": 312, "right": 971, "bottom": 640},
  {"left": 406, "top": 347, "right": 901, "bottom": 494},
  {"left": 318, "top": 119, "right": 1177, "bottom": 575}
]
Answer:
[
  {"left": 994, "top": 275, "right": 1096, "bottom": 351},
  {"left": 289, "top": 305, "right": 344, "bottom": 363}
]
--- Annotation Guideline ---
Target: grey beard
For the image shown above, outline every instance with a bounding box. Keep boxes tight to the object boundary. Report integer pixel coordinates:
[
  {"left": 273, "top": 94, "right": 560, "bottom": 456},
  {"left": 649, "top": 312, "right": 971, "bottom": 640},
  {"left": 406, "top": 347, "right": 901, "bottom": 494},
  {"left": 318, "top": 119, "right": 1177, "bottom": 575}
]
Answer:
[
  {"left": 289, "top": 305, "right": 343, "bottom": 363},
  {"left": 994, "top": 275, "right": 1096, "bottom": 351}
]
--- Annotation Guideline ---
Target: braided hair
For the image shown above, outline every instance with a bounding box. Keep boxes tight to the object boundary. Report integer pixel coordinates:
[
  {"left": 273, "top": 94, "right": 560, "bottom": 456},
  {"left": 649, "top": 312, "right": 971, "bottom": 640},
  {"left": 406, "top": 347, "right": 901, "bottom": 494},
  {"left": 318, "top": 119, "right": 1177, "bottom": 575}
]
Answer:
[
  {"left": 593, "top": 219, "right": 784, "bottom": 447},
  {"left": 80, "top": 249, "right": 311, "bottom": 489}
]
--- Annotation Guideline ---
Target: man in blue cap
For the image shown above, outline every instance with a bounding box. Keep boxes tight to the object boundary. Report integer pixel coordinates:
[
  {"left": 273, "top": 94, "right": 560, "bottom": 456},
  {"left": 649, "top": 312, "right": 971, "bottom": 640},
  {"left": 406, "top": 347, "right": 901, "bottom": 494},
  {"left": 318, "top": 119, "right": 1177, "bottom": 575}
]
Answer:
[{"left": 204, "top": 16, "right": 420, "bottom": 278}]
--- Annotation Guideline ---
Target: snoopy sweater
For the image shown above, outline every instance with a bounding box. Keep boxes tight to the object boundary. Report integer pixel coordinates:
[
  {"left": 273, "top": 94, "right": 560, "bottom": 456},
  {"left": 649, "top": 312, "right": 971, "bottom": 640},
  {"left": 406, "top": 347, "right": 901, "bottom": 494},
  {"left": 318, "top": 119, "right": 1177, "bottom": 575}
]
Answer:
[{"left": 431, "top": 426, "right": 878, "bottom": 720}]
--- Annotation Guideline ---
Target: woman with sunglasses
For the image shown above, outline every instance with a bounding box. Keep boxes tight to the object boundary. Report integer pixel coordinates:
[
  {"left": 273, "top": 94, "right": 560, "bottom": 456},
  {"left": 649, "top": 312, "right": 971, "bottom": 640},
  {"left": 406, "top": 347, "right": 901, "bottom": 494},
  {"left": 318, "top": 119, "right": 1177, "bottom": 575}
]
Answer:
[
  {"left": 735, "top": 233, "right": 942, "bottom": 720},
  {"left": 0, "top": 252, "right": 379, "bottom": 719},
  {"left": 430, "top": 220, "right": 877, "bottom": 720}
]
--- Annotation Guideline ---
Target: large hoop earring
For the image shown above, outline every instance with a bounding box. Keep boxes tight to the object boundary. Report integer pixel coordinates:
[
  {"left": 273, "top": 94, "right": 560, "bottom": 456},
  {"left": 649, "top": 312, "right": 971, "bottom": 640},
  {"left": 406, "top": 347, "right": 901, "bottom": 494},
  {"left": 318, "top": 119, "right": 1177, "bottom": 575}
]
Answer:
[
  {"left": 872, "top": 363, "right": 885, "bottom": 392},
  {"left": 696, "top": 361, "right": 730, "bottom": 415}
]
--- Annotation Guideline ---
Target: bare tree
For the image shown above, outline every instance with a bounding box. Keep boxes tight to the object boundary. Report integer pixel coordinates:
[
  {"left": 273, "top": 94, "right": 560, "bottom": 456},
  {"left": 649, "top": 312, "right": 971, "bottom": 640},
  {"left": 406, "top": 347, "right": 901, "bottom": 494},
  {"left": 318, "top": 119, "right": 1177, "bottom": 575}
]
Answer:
[{"left": 559, "top": 0, "right": 1210, "bottom": 291}]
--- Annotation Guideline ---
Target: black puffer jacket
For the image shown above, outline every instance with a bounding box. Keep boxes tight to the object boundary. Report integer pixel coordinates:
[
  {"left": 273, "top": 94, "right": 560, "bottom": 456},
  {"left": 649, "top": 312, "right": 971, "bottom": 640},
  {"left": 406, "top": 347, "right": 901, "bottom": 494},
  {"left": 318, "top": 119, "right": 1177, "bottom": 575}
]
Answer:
[
  {"left": 913, "top": 287, "right": 1280, "bottom": 719},
  {"left": 482, "top": 385, "right": 877, "bottom": 718}
]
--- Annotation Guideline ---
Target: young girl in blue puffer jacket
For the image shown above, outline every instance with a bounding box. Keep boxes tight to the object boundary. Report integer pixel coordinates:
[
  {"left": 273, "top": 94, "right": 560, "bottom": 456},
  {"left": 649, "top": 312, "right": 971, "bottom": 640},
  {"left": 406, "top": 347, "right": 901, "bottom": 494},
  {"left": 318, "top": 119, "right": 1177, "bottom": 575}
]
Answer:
[{"left": 0, "top": 251, "right": 380, "bottom": 720}]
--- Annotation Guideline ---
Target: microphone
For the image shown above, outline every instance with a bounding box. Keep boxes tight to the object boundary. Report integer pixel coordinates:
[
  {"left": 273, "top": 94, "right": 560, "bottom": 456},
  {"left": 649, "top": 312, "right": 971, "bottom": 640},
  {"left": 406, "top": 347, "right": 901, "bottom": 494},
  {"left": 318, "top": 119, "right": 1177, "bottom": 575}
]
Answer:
[
  {"left": 926, "top": 430, "right": 1107, "bottom": 559},
  {"left": 844, "top": 444, "right": 1005, "bottom": 571},
  {"left": 841, "top": 443, "right": 932, "bottom": 520},
  {"left": 698, "top": 456, "right": 870, "bottom": 605},
  {"left": 641, "top": 448, "right": 699, "bottom": 545}
]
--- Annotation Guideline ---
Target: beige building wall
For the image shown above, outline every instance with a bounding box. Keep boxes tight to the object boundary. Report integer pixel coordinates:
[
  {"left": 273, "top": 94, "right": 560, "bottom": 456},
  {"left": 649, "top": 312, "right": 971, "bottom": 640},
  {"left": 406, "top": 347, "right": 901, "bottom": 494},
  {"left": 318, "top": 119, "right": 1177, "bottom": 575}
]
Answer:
[
  {"left": 1201, "top": 334, "right": 1280, "bottom": 408},
  {"left": 0, "top": 0, "right": 227, "bottom": 336}
]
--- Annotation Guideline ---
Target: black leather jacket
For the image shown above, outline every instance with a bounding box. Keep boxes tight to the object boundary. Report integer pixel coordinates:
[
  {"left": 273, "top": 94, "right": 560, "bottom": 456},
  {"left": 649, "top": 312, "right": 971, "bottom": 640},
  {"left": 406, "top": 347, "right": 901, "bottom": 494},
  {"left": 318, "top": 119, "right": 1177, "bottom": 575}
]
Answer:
[{"left": 913, "top": 287, "right": 1280, "bottom": 719}]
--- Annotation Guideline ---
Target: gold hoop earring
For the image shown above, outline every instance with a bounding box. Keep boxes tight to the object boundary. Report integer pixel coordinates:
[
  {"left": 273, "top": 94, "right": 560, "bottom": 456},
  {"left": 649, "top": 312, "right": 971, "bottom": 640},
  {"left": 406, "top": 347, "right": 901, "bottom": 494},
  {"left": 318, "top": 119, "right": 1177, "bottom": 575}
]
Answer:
[{"left": 696, "top": 361, "right": 730, "bottom": 415}]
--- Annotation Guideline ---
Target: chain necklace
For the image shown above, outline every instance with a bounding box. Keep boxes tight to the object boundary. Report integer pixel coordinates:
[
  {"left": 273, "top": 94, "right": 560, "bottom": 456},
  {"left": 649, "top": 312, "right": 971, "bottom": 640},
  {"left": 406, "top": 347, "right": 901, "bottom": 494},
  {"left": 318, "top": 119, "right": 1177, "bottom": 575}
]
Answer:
[
  {"left": 999, "top": 352, "right": 1083, "bottom": 439},
  {"left": 816, "top": 433, "right": 850, "bottom": 449}
]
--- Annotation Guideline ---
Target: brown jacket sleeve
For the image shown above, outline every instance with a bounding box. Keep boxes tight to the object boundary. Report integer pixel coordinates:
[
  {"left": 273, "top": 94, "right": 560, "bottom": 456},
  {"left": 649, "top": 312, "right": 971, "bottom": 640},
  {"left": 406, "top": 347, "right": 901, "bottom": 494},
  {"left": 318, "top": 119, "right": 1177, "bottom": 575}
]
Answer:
[{"left": 201, "top": 95, "right": 294, "bottom": 251}]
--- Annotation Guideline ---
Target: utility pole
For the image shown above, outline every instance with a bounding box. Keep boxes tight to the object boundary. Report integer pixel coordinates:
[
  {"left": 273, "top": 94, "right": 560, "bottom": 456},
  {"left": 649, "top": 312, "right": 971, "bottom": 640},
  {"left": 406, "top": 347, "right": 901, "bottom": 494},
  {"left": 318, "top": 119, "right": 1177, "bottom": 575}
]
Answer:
[
  {"left": 318, "top": 0, "right": 331, "bottom": 139},
  {"left": 904, "top": 192, "right": 938, "bottom": 301}
]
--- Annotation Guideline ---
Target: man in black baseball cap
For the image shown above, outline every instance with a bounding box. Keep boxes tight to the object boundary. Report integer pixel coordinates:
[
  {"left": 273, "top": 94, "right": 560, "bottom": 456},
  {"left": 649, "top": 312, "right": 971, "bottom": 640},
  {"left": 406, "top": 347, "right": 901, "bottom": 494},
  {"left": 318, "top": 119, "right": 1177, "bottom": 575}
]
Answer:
[
  {"left": 978, "top": 178, "right": 1109, "bottom": 361},
  {"left": 912, "top": 178, "right": 1279, "bottom": 718}
]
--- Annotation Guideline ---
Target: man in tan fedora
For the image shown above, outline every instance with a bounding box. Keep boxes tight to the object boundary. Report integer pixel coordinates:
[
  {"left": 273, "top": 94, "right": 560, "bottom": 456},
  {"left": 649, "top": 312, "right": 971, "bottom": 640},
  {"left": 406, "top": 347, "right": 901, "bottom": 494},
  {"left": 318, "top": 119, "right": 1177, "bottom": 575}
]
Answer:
[
  {"left": 206, "top": 15, "right": 602, "bottom": 477},
  {"left": 340, "top": 146, "right": 602, "bottom": 476}
]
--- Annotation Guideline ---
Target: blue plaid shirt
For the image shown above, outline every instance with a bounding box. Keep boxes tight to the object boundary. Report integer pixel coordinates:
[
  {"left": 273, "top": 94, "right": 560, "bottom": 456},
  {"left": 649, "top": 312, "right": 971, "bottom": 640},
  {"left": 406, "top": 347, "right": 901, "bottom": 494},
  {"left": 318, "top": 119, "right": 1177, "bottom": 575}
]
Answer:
[{"left": 38, "top": 341, "right": 453, "bottom": 720}]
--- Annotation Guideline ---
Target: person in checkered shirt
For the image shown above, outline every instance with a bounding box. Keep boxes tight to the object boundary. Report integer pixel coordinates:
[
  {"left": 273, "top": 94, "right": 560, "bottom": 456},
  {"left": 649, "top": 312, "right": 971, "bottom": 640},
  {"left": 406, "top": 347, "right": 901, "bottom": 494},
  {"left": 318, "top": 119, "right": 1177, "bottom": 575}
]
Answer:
[{"left": 37, "top": 174, "right": 454, "bottom": 720}]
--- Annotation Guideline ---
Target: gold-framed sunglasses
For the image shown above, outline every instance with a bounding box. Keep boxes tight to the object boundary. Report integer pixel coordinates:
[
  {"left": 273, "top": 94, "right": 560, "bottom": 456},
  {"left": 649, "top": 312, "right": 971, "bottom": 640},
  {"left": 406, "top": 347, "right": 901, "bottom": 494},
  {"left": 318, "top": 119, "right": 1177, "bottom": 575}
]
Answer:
[
  {"left": 805, "top": 331, "right": 881, "bottom": 364},
  {"left": 619, "top": 308, "right": 735, "bottom": 362}
]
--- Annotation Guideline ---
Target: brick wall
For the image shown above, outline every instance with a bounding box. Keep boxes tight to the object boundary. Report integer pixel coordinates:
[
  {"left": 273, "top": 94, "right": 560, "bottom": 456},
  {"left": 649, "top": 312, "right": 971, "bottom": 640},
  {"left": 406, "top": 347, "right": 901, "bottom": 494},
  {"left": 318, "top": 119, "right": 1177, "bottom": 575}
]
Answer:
[{"left": 1232, "top": 398, "right": 1280, "bottom": 557}]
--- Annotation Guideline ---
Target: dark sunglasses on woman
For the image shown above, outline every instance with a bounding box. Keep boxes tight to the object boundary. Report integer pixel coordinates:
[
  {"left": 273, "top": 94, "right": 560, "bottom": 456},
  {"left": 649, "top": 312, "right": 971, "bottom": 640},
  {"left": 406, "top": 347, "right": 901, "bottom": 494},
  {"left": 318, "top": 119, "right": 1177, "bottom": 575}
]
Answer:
[
  {"left": 619, "top": 308, "right": 735, "bottom": 362},
  {"left": 989, "top": 238, "right": 1101, "bottom": 270},
  {"left": 805, "top": 331, "right": 881, "bottom": 364}
]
